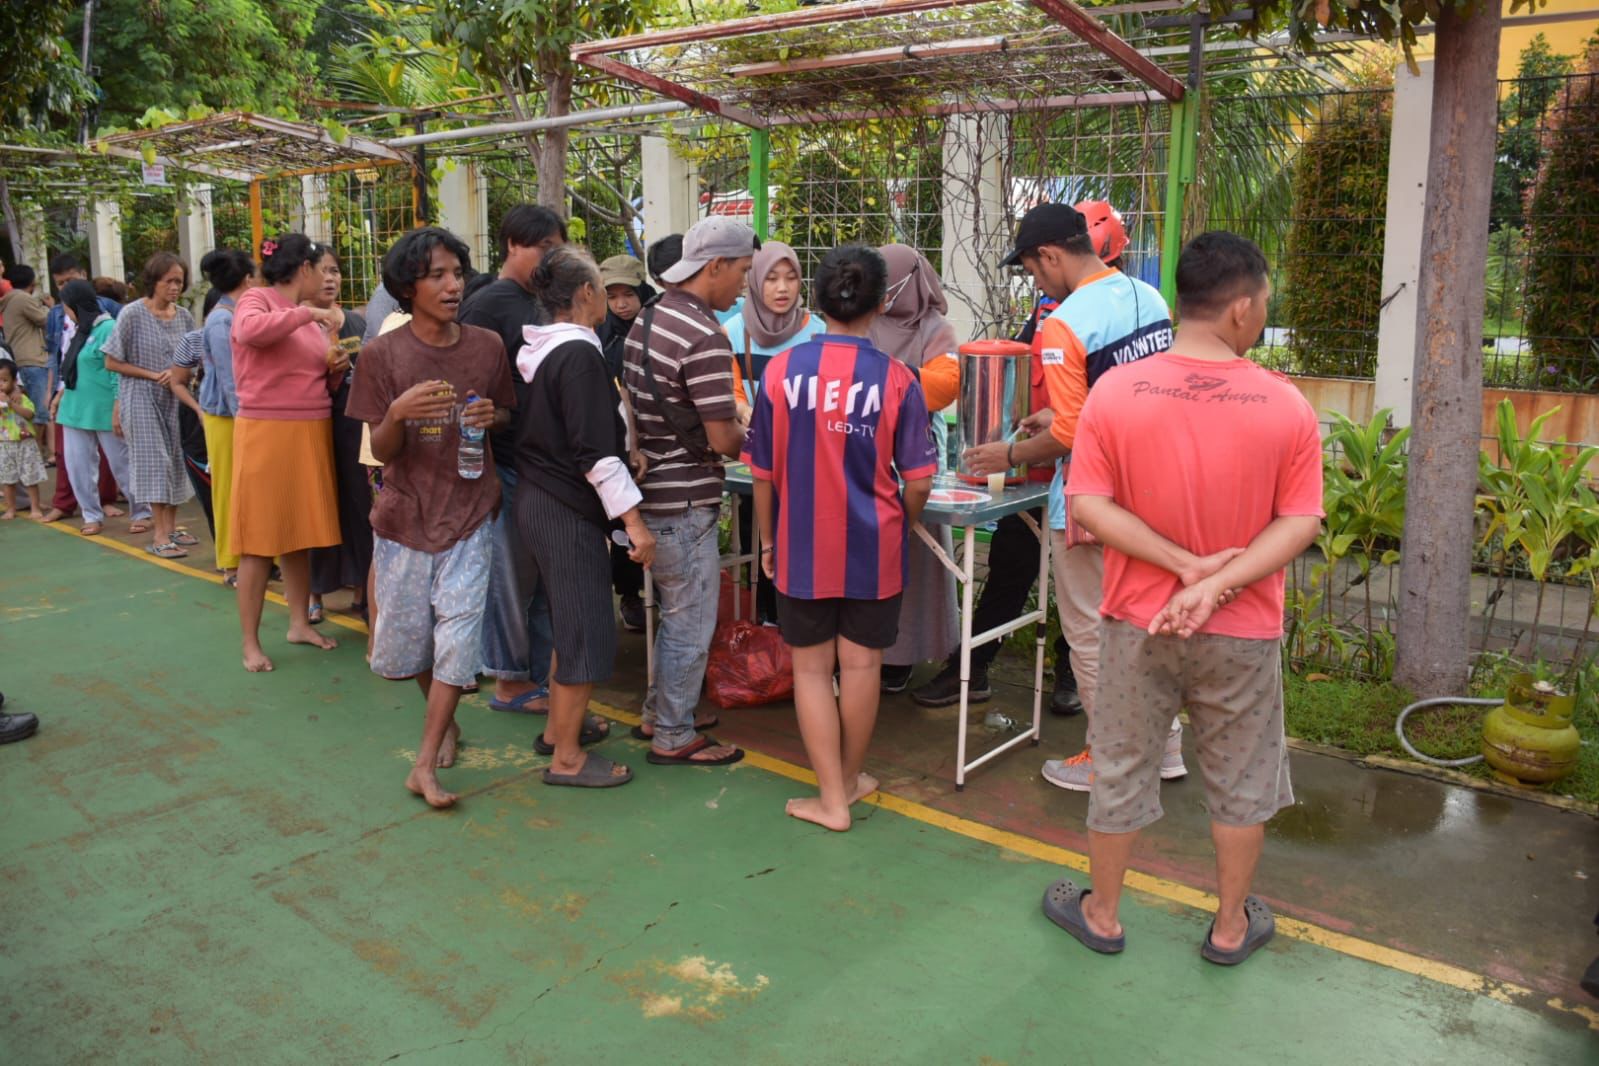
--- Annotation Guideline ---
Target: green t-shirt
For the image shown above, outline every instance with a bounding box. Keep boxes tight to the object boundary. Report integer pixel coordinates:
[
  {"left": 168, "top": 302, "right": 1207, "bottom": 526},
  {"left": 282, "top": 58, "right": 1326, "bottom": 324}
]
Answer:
[{"left": 55, "top": 317, "right": 120, "bottom": 432}]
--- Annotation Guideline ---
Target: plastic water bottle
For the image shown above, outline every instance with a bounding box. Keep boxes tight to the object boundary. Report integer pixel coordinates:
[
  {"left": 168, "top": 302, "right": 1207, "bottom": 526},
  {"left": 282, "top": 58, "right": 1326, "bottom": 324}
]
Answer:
[{"left": 458, "top": 390, "right": 485, "bottom": 480}]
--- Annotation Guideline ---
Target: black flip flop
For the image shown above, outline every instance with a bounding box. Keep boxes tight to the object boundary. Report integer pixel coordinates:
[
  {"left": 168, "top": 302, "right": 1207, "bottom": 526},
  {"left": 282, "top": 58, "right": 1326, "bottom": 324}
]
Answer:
[
  {"left": 1200, "top": 896, "right": 1276, "bottom": 966},
  {"left": 646, "top": 734, "right": 744, "bottom": 767},
  {"left": 532, "top": 714, "right": 611, "bottom": 756},
  {"left": 1042, "top": 879, "right": 1126, "bottom": 954},
  {"left": 542, "top": 753, "right": 633, "bottom": 789},
  {"left": 629, "top": 714, "right": 719, "bottom": 741}
]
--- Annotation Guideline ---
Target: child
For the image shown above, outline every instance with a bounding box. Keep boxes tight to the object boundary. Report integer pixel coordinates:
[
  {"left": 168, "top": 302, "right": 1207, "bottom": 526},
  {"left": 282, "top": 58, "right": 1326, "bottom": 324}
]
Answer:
[
  {"left": 743, "top": 245, "right": 939, "bottom": 831},
  {"left": 1040, "top": 232, "right": 1323, "bottom": 966},
  {"left": 0, "top": 358, "right": 48, "bottom": 519},
  {"left": 346, "top": 227, "right": 516, "bottom": 809}
]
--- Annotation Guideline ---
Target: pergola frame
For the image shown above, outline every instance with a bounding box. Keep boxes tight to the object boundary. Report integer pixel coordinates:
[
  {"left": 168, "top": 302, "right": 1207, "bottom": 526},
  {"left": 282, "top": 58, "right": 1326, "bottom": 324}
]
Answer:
[
  {"left": 572, "top": 0, "right": 1186, "bottom": 130},
  {"left": 93, "top": 112, "right": 413, "bottom": 183}
]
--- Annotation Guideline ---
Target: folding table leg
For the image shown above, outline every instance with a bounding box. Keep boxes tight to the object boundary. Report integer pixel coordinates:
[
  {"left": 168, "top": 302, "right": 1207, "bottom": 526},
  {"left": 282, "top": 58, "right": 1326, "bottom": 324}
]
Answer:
[{"left": 955, "top": 521, "right": 976, "bottom": 790}]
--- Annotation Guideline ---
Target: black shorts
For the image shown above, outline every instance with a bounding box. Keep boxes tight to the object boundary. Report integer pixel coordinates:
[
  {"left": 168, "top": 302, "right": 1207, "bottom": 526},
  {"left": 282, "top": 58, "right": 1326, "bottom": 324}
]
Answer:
[{"left": 775, "top": 592, "right": 903, "bottom": 650}]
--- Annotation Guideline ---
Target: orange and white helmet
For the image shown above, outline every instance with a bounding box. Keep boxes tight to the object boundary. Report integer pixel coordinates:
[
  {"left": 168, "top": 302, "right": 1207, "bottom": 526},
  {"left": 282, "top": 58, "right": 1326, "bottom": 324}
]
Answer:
[{"left": 1074, "top": 200, "right": 1129, "bottom": 263}]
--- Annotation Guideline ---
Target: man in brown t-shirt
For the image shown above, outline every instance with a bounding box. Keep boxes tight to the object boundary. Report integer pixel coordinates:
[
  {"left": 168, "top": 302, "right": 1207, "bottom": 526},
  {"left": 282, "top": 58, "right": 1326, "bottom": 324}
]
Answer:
[
  {"left": 347, "top": 227, "right": 515, "bottom": 810},
  {"left": 622, "top": 216, "right": 755, "bottom": 767}
]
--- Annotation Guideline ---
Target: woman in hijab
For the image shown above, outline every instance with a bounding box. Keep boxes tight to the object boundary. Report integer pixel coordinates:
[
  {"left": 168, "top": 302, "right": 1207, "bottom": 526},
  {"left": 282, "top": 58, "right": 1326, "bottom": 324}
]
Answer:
[
  {"left": 868, "top": 244, "right": 962, "bottom": 693},
  {"left": 51, "top": 280, "right": 150, "bottom": 536},
  {"left": 723, "top": 240, "right": 826, "bottom": 624},
  {"left": 724, "top": 240, "right": 825, "bottom": 410}
]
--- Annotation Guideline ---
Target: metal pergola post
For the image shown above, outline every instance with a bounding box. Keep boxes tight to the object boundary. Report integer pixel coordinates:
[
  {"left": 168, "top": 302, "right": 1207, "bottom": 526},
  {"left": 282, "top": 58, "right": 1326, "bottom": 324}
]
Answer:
[
  {"left": 1159, "top": 94, "right": 1189, "bottom": 306},
  {"left": 748, "top": 129, "right": 771, "bottom": 239}
]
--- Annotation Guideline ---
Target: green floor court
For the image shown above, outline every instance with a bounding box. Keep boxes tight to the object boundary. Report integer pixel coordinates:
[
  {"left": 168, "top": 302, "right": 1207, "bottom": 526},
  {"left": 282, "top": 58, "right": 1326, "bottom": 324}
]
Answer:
[{"left": 2, "top": 525, "right": 1592, "bottom": 1064}]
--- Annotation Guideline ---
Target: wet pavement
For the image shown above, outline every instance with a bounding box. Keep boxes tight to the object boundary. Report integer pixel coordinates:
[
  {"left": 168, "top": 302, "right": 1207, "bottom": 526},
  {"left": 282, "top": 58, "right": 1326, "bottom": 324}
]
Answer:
[
  {"left": 29, "top": 501, "right": 1599, "bottom": 1040},
  {"left": 597, "top": 655, "right": 1599, "bottom": 1010}
]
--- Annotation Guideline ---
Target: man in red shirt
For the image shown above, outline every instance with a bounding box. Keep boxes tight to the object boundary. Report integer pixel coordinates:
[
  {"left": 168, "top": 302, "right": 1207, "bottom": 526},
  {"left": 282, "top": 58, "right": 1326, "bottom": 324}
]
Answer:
[{"left": 1040, "top": 232, "right": 1323, "bottom": 966}]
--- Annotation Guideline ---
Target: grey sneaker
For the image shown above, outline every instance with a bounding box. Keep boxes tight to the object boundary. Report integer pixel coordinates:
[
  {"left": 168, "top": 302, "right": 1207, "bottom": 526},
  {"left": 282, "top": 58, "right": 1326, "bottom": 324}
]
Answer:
[
  {"left": 1160, "top": 722, "right": 1187, "bottom": 780},
  {"left": 1041, "top": 750, "right": 1095, "bottom": 791}
]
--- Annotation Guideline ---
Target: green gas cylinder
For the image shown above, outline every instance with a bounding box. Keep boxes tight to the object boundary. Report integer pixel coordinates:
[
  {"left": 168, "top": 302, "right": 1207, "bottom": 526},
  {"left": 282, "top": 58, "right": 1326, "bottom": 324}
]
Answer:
[{"left": 1481, "top": 674, "right": 1582, "bottom": 786}]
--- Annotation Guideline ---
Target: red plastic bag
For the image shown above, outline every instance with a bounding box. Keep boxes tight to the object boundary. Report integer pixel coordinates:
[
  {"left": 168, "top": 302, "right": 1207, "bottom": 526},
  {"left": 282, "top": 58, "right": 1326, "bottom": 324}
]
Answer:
[{"left": 704, "top": 619, "right": 793, "bottom": 708}]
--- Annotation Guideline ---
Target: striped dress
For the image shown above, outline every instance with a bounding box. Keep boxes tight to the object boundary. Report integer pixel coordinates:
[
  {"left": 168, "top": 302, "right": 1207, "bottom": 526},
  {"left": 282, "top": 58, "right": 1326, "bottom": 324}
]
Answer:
[{"left": 103, "top": 301, "right": 195, "bottom": 506}]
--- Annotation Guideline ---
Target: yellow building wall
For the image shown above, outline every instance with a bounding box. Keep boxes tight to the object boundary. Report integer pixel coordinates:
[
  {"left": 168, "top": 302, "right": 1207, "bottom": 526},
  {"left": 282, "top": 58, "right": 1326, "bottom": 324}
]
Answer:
[{"left": 1495, "top": 0, "right": 1597, "bottom": 76}]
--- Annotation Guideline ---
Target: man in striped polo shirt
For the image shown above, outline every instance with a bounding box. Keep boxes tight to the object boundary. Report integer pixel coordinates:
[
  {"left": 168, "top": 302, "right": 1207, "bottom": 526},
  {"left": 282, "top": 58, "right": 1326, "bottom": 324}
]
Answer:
[{"left": 622, "top": 216, "right": 757, "bottom": 767}]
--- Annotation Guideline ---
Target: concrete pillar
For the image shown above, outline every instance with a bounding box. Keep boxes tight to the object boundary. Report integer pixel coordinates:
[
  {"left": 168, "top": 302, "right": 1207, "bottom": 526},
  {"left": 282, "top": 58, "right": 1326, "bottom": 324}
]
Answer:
[
  {"left": 88, "top": 200, "right": 125, "bottom": 282},
  {"left": 177, "top": 184, "right": 216, "bottom": 275},
  {"left": 641, "top": 136, "right": 698, "bottom": 250},
  {"left": 940, "top": 113, "right": 1008, "bottom": 345},
  {"left": 301, "top": 175, "right": 332, "bottom": 246},
  {"left": 1374, "top": 60, "right": 1434, "bottom": 428},
  {"left": 18, "top": 202, "right": 48, "bottom": 274},
  {"left": 436, "top": 160, "right": 490, "bottom": 272}
]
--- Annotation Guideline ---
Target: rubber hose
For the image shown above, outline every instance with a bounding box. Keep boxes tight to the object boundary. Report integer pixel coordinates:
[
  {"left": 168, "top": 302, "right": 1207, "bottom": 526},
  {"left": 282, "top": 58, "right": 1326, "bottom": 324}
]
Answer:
[{"left": 1394, "top": 696, "right": 1501, "bottom": 767}]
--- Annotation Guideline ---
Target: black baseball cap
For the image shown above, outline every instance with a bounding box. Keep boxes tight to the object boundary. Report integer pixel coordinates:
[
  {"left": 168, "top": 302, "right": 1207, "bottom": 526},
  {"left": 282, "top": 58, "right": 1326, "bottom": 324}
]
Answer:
[{"left": 1001, "top": 204, "right": 1089, "bottom": 267}]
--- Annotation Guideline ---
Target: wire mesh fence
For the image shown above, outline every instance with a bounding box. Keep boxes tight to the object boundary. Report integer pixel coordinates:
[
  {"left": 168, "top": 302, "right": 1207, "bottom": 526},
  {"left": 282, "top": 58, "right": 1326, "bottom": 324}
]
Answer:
[
  {"left": 1205, "top": 86, "right": 1391, "bottom": 380},
  {"left": 1485, "top": 69, "right": 1599, "bottom": 394},
  {"left": 765, "top": 99, "right": 1168, "bottom": 341},
  {"left": 1284, "top": 416, "right": 1596, "bottom": 682},
  {"left": 255, "top": 163, "right": 417, "bottom": 308},
  {"left": 474, "top": 122, "right": 749, "bottom": 274}
]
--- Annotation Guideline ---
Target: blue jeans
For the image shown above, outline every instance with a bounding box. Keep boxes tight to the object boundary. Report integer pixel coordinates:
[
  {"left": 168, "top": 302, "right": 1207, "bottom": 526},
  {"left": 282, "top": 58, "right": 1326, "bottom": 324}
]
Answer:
[
  {"left": 479, "top": 463, "right": 553, "bottom": 686},
  {"left": 643, "top": 505, "right": 721, "bottom": 750},
  {"left": 18, "top": 365, "right": 49, "bottom": 425}
]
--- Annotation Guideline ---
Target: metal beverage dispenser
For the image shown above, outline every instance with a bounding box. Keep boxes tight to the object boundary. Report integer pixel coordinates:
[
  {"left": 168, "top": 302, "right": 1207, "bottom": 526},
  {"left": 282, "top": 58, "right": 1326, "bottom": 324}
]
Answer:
[{"left": 956, "top": 339, "right": 1032, "bottom": 485}]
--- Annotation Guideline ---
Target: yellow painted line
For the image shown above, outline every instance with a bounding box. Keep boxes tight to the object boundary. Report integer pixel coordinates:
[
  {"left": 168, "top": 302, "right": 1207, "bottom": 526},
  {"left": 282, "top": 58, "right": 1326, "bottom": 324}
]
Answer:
[
  {"left": 587, "top": 699, "right": 1586, "bottom": 1026},
  {"left": 35, "top": 518, "right": 369, "bottom": 634},
  {"left": 31, "top": 521, "right": 1589, "bottom": 1029}
]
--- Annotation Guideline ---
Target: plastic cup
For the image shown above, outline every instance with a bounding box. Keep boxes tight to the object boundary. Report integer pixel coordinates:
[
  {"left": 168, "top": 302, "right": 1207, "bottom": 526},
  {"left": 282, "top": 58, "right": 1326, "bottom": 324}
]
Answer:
[{"left": 987, "top": 471, "right": 1006, "bottom": 495}]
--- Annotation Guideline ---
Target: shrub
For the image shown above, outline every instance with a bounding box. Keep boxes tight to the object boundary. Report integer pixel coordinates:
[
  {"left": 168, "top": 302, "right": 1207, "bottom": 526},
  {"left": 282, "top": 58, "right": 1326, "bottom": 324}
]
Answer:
[
  {"left": 1281, "top": 90, "right": 1391, "bottom": 378},
  {"left": 1524, "top": 46, "right": 1599, "bottom": 384}
]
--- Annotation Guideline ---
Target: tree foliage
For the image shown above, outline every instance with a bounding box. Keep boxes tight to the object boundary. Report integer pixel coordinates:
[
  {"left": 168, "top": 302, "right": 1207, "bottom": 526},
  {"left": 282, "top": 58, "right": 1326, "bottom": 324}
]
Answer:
[
  {"left": 0, "top": 0, "right": 94, "bottom": 126},
  {"left": 423, "top": 0, "right": 666, "bottom": 209},
  {"left": 1282, "top": 87, "right": 1392, "bottom": 378},
  {"left": 1218, "top": 0, "right": 1540, "bottom": 69},
  {"left": 70, "top": 0, "right": 321, "bottom": 130},
  {"left": 1524, "top": 42, "right": 1599, "bottom": 385},
  {"left": 1491, "top": 34, "right": 1576, "bottom": 229}
]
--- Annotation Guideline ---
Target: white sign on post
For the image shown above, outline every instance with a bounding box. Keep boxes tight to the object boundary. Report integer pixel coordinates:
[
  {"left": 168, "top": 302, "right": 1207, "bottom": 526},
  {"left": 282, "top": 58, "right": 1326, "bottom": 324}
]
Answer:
[{"left": 141, "top": 162, "right": 168, "bottom": 186}]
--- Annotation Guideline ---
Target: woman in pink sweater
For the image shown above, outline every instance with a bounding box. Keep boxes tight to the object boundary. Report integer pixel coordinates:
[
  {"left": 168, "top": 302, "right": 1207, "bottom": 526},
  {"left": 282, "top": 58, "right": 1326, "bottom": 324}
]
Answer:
[{"left": 229, "top": 234, "right": 348, "bottom": 672}]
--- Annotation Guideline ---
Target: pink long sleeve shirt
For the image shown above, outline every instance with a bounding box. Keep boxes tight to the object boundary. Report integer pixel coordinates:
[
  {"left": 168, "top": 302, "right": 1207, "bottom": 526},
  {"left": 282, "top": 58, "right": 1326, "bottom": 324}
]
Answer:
[{"left": 229, "top": 286, "right": 333, "bottom": 420}]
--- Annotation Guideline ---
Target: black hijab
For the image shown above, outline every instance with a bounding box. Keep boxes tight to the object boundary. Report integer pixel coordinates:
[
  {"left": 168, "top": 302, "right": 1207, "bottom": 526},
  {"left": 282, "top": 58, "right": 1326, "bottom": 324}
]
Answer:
[{"left": 59, "top": 280, "right": 108, "bottom": 391}]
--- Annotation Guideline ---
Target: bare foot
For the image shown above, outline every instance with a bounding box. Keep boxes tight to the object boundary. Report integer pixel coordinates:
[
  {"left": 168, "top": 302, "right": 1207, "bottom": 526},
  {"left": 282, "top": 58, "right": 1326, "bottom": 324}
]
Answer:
[
  {"left": 1082, "top": 894, "right": 1125, "bottom": 940},
  {"left": 1207, "top": 907, "right": 1248, "bottom": 952},
  {"left": 243, "top": 645, "right": 275, "bottom": 672},
  {"left": 40, "top": 507, "right": 64, "bottom": 523},
  {"left": 0, "top": 511, "right": 15, "bottom": 521},
  {"left": 287, "top": 626, "right": 338, "bottom": 651},
  {"left": 104, "top": 505, "right": 126, "bottom": 518},
  {"left": 28, "top": 510, "right": 47, "bottom": 522},
  {"left": 437, "top": 722, "right": 460, "bottom": 768},
  {"left": 848, "top": 773, "right": 880, "bottom": 804},
  {"left": 785, "top": 796, "right": 852, "bottom": 832},
  {"left": 406, "top": 765, "right": 457, "bottom": 808}
]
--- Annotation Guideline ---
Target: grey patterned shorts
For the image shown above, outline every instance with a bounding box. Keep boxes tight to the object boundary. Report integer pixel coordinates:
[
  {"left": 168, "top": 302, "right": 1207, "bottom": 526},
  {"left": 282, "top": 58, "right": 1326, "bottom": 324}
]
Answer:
[
  {"left": 0, "top": 439, "right": 47, "bottom": 488},
  {"left": 1087, "top": 619, "right": 1293, "bottom": 834},
  {"left": 369, "top": 522, "right": 493, "bottom": 688}
]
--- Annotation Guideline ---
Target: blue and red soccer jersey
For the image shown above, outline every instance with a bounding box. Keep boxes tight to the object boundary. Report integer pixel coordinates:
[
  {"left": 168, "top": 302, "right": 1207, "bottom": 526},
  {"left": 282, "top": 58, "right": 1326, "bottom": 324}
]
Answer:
[{"left": 743, "top": 334, "right": 939, "bottom": 601}]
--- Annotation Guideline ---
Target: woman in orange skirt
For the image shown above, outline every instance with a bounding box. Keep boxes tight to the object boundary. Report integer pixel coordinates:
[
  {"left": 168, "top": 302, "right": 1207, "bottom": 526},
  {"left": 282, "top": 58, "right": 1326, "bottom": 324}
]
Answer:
[{"left": 228, "top": 234, "right": 347, "bottom": 672}]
